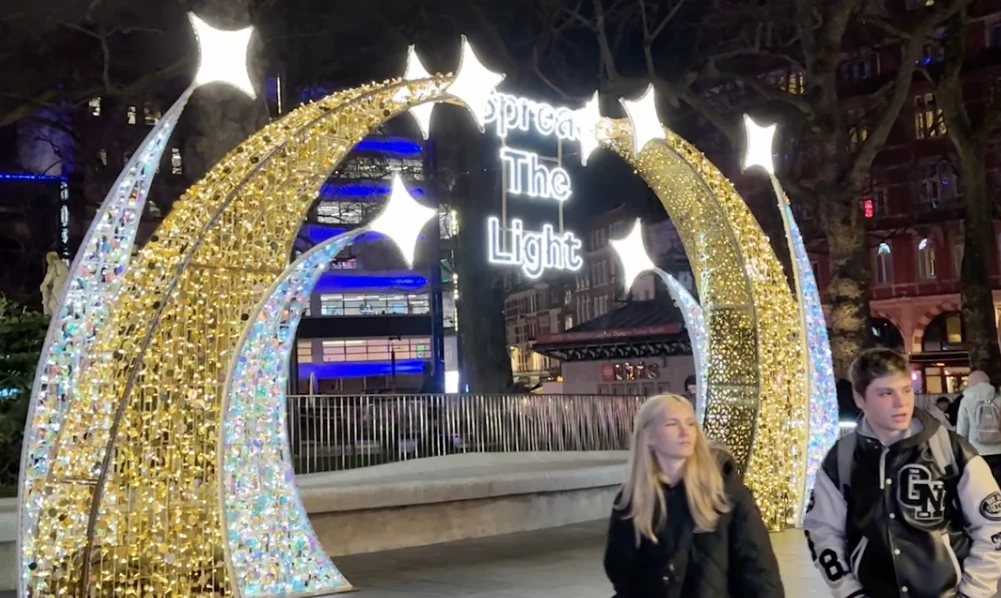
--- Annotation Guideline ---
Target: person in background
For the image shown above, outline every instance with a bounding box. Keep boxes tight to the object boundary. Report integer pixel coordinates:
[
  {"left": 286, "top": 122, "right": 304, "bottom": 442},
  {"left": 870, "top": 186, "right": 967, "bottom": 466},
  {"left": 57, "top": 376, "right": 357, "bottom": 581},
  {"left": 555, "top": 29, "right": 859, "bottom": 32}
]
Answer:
[
  {"left": 947, "top": 389, "right": 964, "bottom": 427},
  {"left": 804, "top": 349, "right": 1001, "bottom": 598},
  {"left": 836, "top": 378, "right": 860, "bottom": 422},
  {"left": 604, "top": 394, "right": 783, "bottom": 598},
  {"left": 956, "top": 370, "right": 1001, "bottom": 481},
  {"left": 934, "top": 396, "right": 955, "bottom": 430}
]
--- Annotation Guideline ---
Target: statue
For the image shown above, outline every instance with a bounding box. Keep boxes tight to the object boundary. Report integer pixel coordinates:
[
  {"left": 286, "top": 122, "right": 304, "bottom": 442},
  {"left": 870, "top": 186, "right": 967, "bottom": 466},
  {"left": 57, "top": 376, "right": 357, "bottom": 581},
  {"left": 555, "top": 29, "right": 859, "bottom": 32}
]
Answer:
[{"left": 40, "top": 251, "right": 69, "bottom": 316}]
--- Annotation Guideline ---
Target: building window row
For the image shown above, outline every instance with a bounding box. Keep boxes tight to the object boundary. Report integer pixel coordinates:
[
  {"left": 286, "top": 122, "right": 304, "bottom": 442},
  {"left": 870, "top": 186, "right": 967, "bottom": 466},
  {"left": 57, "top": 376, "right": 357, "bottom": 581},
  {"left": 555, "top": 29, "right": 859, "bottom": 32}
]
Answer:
[
  {"left": 914, "top": 92, "right": 946, "bottom": 139},
  {"left": 318, "top": 293, "right": 429, "bottom": 316},
  {"left": 297, "top": 337, "right": 431, "bottom": 364}
]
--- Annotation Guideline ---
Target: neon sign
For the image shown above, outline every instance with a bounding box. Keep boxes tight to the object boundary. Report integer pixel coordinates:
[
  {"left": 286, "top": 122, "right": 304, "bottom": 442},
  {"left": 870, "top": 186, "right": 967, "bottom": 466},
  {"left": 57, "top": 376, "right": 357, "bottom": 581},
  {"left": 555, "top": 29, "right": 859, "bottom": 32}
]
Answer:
[
  {"left": 483, "top": 92, "right": 577, "bottom": 141},
  {"left": 500, "top": 148, "right": 572, "bottom": 201},
  {"left": 487, "top": 217, "right": 583, "bottom": 279},
  {"left": 485, "top": 91, "right": 584, "bottom": 278}
]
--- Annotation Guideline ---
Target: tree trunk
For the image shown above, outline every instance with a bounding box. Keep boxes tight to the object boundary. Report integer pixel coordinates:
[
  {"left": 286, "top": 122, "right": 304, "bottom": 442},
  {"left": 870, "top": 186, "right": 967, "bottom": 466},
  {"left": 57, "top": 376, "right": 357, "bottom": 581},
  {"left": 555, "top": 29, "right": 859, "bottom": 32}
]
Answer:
[
  {"left": 824, "top": 186, "right": 873, "bottom": 377},
  {"left": 958, "top": 156, "right": 1001, "bottom": 382},
  {"left": 181, "top": 0, "right": 268, "bottom": 185},
  {"left": 435, "top": 108, "right": 513, "bottom": 393}
]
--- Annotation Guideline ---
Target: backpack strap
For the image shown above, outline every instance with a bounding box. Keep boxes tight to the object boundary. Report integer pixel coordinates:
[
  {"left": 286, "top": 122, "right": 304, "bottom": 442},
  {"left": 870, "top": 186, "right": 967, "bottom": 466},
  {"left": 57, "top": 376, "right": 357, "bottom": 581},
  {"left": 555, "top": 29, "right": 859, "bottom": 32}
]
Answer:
[
  {"left": 837, "top": 432, "right": 857, "bottom": 492},
  {"left": 927, "top": 426, "right": 956, "bottom": 475}
]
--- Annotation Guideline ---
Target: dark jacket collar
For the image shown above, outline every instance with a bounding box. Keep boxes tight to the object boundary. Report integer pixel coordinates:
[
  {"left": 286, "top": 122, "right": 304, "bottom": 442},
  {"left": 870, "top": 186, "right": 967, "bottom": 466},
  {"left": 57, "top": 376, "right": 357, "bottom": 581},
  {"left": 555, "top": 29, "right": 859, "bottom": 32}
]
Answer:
[{"left": 858, "top": 408, "right": 938, "bottom": 450}]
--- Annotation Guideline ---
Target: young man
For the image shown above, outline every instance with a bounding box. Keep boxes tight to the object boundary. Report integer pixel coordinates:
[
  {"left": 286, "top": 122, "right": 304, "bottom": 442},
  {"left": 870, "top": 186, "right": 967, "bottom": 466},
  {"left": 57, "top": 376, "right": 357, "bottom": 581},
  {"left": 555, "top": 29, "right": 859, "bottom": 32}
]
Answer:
[{"left": 803, "top": 348, "right": 1001, "bottom": 598}]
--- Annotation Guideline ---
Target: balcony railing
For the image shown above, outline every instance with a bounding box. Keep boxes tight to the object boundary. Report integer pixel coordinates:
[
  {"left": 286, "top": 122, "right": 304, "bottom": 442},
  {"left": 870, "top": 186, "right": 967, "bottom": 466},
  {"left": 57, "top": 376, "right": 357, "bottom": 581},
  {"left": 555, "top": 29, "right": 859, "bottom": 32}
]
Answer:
[{"left": 286, "top": 393, "right": 644, "bottom": 474}]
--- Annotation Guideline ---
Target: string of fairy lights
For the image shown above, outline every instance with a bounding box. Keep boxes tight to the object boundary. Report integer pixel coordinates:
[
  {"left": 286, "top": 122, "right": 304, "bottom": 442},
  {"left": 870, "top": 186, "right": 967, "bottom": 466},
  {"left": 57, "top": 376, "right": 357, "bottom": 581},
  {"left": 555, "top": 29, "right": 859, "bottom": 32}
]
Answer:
[{"left": 18, "top": 13, "right": 836, "bottom": 598}]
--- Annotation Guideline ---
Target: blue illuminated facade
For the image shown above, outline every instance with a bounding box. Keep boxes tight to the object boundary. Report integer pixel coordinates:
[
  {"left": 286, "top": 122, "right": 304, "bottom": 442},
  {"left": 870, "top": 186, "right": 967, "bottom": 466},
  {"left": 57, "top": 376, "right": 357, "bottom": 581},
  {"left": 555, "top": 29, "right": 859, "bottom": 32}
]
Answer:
[{"left": 294, "top": 136, "right": 457, "bottom": 393}]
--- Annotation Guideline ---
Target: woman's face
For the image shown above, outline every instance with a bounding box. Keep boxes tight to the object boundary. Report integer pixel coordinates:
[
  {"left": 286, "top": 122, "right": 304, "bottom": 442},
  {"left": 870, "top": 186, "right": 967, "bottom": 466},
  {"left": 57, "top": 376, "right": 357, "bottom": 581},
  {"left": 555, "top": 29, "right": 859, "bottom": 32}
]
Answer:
[{"left": 646, "top": 400, "right": 697, "bottom": 459}]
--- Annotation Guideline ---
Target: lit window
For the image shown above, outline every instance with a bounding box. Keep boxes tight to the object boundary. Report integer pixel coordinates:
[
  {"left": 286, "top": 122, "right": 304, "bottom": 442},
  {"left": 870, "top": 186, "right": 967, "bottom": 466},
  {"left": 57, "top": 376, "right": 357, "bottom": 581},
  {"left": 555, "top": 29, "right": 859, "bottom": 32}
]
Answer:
[
  {"left": 144, "top": 104, "right": 161, "bottom": 125},
  {"left": 914, "top": 93, "right": 946, "bottom": 139},
  {"left": 171, "top": 148, "right": 183, "bottom": 175},
  {"left": 89, "top": 97, "right": 102, "bottom": 116},
  {"left": 297, "top": 340, "right": 312, "bottom": 363},
  {"left": 945, "top": 313, "right": 963, "bottom": 344},
  {"left": 127, "top": 106, "right": 137, "bottom": 125},
  {"left": 916, "top": 159, "right": 957, "bottom": 210},
  {"left": 847, "top": 110, "right": 869, "bottom": 152},
  {"left": 786, "top": 71, "right": 805, "bottom": 95},
  {"left": 875, "top": 243, "right": 893, "bottom": 285},
  {"left": 918, "top": 238, "right": 937, "bottom": 280}
]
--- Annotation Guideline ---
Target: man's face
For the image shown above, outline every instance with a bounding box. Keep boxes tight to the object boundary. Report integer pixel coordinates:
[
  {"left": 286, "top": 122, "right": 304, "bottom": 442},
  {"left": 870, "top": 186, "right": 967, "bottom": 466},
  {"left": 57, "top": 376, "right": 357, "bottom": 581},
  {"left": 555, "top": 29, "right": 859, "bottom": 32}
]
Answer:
[{"left": 855, "top": 372, "right": 915, "bottom": 433}]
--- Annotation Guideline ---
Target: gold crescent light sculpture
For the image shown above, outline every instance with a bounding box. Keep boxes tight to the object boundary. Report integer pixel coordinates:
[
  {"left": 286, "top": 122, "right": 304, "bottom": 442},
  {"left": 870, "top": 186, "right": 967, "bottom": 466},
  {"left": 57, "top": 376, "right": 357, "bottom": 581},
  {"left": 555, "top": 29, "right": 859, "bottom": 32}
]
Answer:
[{"left": 23, "top": 44, "right": 807, "bottom": 598}]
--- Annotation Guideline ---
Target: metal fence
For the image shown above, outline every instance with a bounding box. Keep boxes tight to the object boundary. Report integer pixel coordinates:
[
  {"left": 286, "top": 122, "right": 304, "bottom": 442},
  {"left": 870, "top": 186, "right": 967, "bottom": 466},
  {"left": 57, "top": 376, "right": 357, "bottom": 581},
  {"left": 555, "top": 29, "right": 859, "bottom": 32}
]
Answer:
[
  {"left": 286, "top": 393, "right": 646, "bottom": 474},
  {"left": 286, "top": 393, "right": 957, "bottom": 475}
]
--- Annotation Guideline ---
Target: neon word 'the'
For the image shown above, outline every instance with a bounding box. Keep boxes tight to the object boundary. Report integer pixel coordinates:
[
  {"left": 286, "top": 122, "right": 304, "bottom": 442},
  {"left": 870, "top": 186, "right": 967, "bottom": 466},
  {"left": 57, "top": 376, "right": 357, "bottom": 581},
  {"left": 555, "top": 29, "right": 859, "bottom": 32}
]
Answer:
[
  {"left": 488, "top": 217, "right": 583, "bottom": 279},
  {"left": 500, "top": 148, "right": 572, "bottom": 201},
  {"left": 484, "top": 92, "right": 577, "bottom": 142}
]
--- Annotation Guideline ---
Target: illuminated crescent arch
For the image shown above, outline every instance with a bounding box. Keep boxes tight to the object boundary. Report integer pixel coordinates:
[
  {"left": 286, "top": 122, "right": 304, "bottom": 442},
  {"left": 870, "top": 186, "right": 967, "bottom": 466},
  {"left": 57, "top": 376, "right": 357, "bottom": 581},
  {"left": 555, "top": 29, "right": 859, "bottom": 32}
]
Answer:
[
  {"left": 25, "top": 74, "right": 805, "bottom": 596},
  {"left": 597, "top": 122, "right": 806, "bottom": 527}
]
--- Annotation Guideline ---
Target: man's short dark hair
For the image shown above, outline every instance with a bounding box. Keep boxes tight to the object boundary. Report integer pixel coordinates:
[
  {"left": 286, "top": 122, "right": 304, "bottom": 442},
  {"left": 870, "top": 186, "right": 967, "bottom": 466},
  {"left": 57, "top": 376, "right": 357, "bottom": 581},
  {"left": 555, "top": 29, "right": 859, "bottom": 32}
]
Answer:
[{"left": 850, "top": 348, "right": 910, "bottom": 396}]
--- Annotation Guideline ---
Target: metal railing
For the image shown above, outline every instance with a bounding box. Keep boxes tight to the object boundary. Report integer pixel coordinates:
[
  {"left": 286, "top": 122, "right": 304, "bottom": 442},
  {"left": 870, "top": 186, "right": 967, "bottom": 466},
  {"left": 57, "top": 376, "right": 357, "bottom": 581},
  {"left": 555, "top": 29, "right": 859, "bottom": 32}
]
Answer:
[{"left": 286, "top": 393, "right": 645, "bottom": 474}]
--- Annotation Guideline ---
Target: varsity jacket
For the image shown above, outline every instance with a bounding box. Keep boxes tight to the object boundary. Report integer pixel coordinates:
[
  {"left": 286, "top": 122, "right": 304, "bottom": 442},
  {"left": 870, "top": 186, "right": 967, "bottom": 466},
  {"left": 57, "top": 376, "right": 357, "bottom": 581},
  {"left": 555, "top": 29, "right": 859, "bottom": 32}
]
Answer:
[{"left": 802, "top": 409, "right": 1001, "bottom": 598}]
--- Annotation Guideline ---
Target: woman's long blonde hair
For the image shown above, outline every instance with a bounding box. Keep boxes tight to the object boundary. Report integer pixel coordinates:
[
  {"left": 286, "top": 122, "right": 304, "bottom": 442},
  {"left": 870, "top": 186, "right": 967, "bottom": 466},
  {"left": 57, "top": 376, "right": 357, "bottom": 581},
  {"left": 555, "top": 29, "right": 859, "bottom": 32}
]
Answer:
[{"left": 616, "top": 394, "right": 730, "bottom": 544}]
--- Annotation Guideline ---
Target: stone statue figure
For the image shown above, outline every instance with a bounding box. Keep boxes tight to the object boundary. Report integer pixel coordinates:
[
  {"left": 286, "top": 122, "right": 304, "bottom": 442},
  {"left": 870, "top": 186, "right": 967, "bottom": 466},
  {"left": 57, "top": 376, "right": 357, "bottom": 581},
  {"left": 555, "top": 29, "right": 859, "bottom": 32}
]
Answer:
[{"left": 40, "top": 251, "right": 69, "bottom": 316}]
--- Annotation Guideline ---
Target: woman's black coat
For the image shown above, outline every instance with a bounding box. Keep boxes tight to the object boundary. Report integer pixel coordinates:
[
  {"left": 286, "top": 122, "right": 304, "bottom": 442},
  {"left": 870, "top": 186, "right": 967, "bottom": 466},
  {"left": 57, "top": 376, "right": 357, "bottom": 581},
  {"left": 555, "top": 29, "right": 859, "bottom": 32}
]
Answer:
[{"left": 603, "top": 455, "right": 784, "bottom": 598}]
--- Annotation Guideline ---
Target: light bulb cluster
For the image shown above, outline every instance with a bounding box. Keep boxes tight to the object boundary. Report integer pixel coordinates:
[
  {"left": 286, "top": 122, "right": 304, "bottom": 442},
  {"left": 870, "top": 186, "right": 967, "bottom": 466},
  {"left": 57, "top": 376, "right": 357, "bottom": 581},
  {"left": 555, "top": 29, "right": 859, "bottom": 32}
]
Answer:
[
  {"left": 223, "top": 232, "right": 361, "bottom": 595},
  {"left": 655, "top": 269, "right": 707, "bottom": 425},
  {"left": 27, "top": 75, "right": 451, "bottom": 596},
  {"left": 17, "top": 85, "right": 197, "bottom": 592},
  {"left": 24, "top": 32, "right": 828, "bottom": 598},
  {"left": 599, "top": 119, "right": 808, "bottom": 530},
  {"left": 740, "top": 114, "right": 839, "bottom": 522}
]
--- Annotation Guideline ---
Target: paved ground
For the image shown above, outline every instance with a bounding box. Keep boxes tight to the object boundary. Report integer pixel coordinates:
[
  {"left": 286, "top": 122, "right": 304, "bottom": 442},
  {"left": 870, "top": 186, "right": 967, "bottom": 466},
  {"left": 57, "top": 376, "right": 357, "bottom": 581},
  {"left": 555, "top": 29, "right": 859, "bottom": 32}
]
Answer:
[
  {"left": 0, "top": 521, "right": 823, "bottom": 598},
  {"left": 336, "top": 520, "right": 827, "bottom": 597}
]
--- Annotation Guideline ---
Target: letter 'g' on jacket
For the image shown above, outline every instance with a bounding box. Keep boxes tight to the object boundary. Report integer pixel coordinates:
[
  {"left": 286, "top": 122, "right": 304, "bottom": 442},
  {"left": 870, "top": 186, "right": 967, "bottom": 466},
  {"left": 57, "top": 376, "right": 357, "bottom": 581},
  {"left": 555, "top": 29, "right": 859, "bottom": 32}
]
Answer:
[
  {"left": 803, "top": 409, "right": 1001, "bottom": 598},
  {"left": 603, "top": 453, "right": 784, "bottom": 598}
]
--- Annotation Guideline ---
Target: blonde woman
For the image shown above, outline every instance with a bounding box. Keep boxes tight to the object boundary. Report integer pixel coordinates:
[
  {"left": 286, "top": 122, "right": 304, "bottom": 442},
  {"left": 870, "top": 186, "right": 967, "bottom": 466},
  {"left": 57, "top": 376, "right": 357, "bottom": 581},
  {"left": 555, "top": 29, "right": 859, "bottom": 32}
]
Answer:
[{"left": 604, "top": 394, "right": 783, "bottom": 598}]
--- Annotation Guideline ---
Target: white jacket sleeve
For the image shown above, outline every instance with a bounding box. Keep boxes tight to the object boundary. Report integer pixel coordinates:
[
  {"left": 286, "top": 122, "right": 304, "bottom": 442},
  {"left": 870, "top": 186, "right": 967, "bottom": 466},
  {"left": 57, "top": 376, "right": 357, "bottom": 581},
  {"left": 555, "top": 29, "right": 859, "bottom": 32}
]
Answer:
[
  {"left": 802, "top": 467, "right": 867, "bottom": 598},
  {"left": 956, "top": 454, "right": 1001, "bottom": 598}
]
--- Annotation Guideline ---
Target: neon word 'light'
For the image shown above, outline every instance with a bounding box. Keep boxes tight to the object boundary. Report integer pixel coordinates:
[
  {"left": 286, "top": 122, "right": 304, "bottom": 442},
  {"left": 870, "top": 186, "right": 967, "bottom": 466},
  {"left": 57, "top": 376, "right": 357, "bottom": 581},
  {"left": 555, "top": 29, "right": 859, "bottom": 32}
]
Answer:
[
  {"left": 488, "top": 217, "right": 583, "bottom": 279},
  {"left": 483, "top": 92, "right": 577, "bottom": 141},
  {"left": 500, "top": 148, "right": 572, "bottom": 201}
]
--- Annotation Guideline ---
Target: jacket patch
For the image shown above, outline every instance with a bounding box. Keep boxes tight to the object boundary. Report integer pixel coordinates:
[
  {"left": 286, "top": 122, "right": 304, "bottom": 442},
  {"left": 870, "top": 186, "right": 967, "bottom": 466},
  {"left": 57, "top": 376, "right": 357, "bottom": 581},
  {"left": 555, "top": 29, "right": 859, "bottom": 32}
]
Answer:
[
  {"left": 898, "top": 464, "right": 946, "bottom": 523},
  {"left": 980, "top": 492, "right": 1001, "bottom": 522},
  {"left": 991, "top": 532, "right": 1001, "bottom": 550}
]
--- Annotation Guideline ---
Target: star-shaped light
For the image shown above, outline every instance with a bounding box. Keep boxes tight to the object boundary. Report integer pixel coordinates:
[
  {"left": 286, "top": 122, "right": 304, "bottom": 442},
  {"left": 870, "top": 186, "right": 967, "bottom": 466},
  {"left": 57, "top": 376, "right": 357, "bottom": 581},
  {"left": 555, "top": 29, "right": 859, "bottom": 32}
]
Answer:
[
  {"left": 188, "top": 13, "right": 256, "bottom": 98},
  {"left": 742, "top": 114, "right": 777, "bottom": 174},
  {"left": 609, "top": 218, "right": 656, "bottom": 291},
  {"left": 619, "top": 85, "right": 664, "bottom": 156},
  {"left": 397, "top": 45, "right": 437, "bottom": 139},
  {"left": 368, "top": 174, "right": 437, "bottom": 268},
  {"left": 446, "top": 35, "right": 505, "bottom": 131},
  {"left": 575, "top": 92, "right": 603, "bottom": 166}
]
